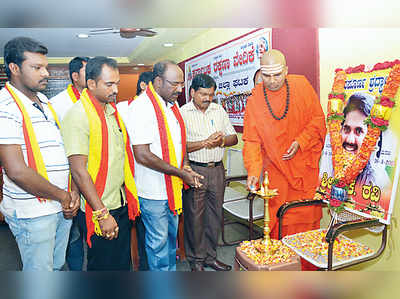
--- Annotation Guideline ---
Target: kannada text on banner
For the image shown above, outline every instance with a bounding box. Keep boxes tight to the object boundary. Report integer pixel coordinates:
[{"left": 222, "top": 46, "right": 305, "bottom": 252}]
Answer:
[{"left": 184, "top": 29, "right": 272, "bottom": 126}]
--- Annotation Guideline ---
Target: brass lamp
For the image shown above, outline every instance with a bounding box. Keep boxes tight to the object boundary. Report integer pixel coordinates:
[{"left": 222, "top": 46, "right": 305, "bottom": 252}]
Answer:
[{"left": 252, "top": 171, "right": 279, "bottom": 255}]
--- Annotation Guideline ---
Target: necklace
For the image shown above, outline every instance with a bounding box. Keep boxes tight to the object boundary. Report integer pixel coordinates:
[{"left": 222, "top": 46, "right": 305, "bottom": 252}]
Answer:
[{"left": 263, "top": 79, "right": 289, "bottom": 120}]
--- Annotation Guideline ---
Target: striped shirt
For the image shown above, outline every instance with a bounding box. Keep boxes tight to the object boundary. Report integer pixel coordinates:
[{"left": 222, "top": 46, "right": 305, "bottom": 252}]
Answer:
[
  {"left": 0, "top": 83, "right": 69, "bottom": 218},
  {"left": 180, "top": 101, "right": 236, "bottom": 163}
]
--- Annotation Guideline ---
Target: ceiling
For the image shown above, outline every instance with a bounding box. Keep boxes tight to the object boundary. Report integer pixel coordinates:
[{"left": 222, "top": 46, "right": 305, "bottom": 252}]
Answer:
[{"left": 0, "top": 28, "right": 209, "bottom": 65}]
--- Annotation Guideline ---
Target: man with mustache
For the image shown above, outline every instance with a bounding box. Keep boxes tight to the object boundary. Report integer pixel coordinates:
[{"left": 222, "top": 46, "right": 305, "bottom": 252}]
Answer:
[
  {"left": 0, "top": 37, "right": 80, "bottom": 270},
  {"left": 318, "top": 91, "right": 392, "bottom": 213},
  {"left": 125, "top": 60, "right": 203, "bottom": 271},
  {"left": 340, "top": 92, "right": 377, "bottom": 185},
  {"left": 341, "top": 92, "right": 373, "bottom": 154},
  {"left": 180, "top": 74, "right": 237, "bottom": 271},
  {"left": 61, "top": 56, "right": 139, "bottom": 270}
]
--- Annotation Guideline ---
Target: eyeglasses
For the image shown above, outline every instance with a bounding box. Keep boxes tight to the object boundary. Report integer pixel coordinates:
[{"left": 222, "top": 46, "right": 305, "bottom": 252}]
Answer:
[{"left": 163, "top": 78, "right": 185, "bottom": 89}]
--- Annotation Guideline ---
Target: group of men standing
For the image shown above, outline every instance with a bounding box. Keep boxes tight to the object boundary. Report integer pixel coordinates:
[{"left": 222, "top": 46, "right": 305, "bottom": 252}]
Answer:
[
  {"left": 0, "top": 36, "right": 237, "bottom": 271},
  {"left": 0, "top": 36, "right": 326, "bottom": 272}
]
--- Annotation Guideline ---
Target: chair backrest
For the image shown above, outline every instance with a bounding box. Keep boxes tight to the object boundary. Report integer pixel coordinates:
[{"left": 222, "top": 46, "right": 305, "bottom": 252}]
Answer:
[
  {"left": 331, "top": 209, "right": 385, "bottom": 233},
  {"left": 225, "top": 148, "right": 247, "bottom": 177}
]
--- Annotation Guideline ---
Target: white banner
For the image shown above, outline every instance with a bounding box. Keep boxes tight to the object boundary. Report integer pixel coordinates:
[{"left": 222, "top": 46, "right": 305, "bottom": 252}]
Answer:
[{"left": 185, "top": 29, "right": 272, "bottom": 126}]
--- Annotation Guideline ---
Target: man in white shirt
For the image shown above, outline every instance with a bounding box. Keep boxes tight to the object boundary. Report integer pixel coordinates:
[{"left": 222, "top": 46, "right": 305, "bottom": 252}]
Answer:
[
  {"left": 49, "top": 56, "right": 89, "bottom": 271},
  {"left": 117, "top": 70, "right": 152, "bottom": 124},
  {"left": 50, "top": 56, "right": 89, "bottom": 121},
  {"left": 116, "top": 70, "right": 153, "bottom": 271},
  {"left": 0, "top": 37, "right": 79, "bottom": 271},
  {"left": 181, "top": 74, "right": 238, "bottom": 271},
  {"left": 126, "top": 61, "right": 203, "bottom": 271}
]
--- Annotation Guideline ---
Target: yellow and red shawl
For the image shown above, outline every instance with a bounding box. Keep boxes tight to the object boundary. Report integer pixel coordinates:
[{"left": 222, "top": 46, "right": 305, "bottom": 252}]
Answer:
[
  {"left": 127, "top": 95, "right": 137, "bottom": 105},
  {"left": 80, "top": 89, "right": 140, "bottom": 247},
  {"left": 66, "top": 84, "right": 81, "bottom": 103},
  {"left": 5, "top": 83, "right": 61, "bottom": 202},
  {"left": 146, "top": 82, "right": 186, "bottom": 215}
]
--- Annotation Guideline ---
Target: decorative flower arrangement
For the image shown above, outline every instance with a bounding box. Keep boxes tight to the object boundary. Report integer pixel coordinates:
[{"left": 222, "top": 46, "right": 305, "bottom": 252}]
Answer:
[{"left": 326, "top": 61, "right": 400, "bottom": 213}]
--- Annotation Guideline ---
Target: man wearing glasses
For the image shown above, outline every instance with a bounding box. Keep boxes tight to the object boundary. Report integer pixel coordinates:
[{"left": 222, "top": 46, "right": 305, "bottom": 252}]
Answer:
[{"left": 125, "top": 60, "right": 203, "bottom": 271}]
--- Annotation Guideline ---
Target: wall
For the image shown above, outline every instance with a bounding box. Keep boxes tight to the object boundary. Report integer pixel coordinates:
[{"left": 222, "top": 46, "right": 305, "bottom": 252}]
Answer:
[
  {"left": 0, "top": 59, "right": 149, "bottom": 102},
  {"left": 319, "top": 28, "right": 400, "bottom": 270},
  {"left": 158, "top": 28, "right": 257, "bottom": 64},
  {"left": 272, "top": 28, "right": 319, "bottom": 95},
  {"left": 166, "top": 28, "right": 319, "bottom": 149},
  {"left": 117, "top": 73, "right": 139, "bottom": 102},
  {"left": 117, "top": 66, "right": 152, "bottom": 102}
]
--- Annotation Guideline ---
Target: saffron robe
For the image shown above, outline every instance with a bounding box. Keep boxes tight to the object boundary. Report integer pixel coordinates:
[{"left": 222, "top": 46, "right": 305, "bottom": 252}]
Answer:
[{"left": 243, "top": 75, "right": 326, "bottom": 238}]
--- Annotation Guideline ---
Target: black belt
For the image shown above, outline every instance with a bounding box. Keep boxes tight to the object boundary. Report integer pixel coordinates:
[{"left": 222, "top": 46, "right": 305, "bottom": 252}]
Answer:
[{"left": 189, "top": 160, "right": 223, "bottom": 168}]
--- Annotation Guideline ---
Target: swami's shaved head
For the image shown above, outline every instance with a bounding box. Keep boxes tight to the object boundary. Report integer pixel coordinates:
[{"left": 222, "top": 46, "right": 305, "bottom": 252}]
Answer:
[
  {"left": 260, "top": 49, "right": 286, "bottom": 67},
  {"left": 260, "top": 49, "right": 288, "bottom": 91}
]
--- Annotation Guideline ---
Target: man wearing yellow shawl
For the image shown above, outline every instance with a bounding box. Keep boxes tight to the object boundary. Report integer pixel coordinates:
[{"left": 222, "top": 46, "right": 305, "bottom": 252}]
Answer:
[
  {"left": 50, "top": 56, "right": 89, "bottom": 121},
  {"left": 0, "top": 37, "right": 80, "bottom": 271},
  {"left": 126, "top": 61, "right": 203, "bottom": 271},
  {"left": 61, "top": 57, "right": 140, "bottom": 271},
  {"left": 50, "top": 56, "right": 89, "bottom": 271},
  {"left": 117, "top": 70, "right": 153, "bottom": 271},
  {"left": 117, "top": 70, "right": 152, "bottom": 123}
]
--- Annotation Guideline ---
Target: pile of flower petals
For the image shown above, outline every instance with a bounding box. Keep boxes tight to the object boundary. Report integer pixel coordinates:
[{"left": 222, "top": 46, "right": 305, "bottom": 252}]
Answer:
[
  {"left": 239, "top": 239, "right": 297, "bottom": 265},
  {"left": 284, "top": 229, "right": 374, "bottom": 264}
]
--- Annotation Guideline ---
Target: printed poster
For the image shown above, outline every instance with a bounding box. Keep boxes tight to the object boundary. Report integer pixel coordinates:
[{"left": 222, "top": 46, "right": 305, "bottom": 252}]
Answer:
[
  {"left": 318, "top": 66, "right": 400, "bottom": 224},
  {"left": 184, "top": 28, "right": 272, "bottom": 126}
]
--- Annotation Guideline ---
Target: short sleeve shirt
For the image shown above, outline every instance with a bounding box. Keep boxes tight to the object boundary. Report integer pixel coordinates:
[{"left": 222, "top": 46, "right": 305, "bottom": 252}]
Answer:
[
  {"left": 0, "top": 83, "right": 69, "bottom": 218},
  {"left": 61, "top": 101, "right": 126, "bottom": 211},
  {"left": 125, "top": 92, "right": 182, "bottom": 200},
  {"left": 49, "top": 88, "right": 76, "bottom": 122},
  {"left": 180, "top": 101, "right": 236, "bottom": 163}
]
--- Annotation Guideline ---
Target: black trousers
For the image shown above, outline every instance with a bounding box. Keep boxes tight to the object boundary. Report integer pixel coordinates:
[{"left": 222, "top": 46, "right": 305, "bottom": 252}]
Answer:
[
  {"left": 183, "top": 163, "right": 225, "bottom": 264},
  {"left": 78, "top": 205, "right": 132, "bottom": 271},
  {"left": 135, "top": 215, "right": 149, "bottom": 270}
]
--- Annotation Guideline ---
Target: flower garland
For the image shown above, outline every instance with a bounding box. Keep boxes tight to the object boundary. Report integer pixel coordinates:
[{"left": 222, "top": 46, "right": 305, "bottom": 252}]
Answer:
[{"left": 326, "top": 61, "right": 400, "bottom": 213}]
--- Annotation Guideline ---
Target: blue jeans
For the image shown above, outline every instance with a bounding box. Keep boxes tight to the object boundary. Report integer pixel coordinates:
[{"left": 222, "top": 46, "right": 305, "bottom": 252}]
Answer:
[
  {"left": 139, "top": 197, "right": 178, "bottom": 271},
  {"left": 5, "top": 211, "right": 72, "bottom": 271},
  {"left": 66, "top": 216, "right": 84, "bottom": 271}
]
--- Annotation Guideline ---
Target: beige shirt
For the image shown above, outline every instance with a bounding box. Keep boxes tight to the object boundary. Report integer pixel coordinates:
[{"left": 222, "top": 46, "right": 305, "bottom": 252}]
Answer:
[{"left": 180, "top": 101, "right": 236, "bottom": 163}]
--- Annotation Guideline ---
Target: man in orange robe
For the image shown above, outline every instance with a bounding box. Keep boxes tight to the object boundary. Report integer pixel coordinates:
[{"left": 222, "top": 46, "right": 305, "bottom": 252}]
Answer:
[{"left": 243, "top": 49, "right": 326, "bottom": 242}]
